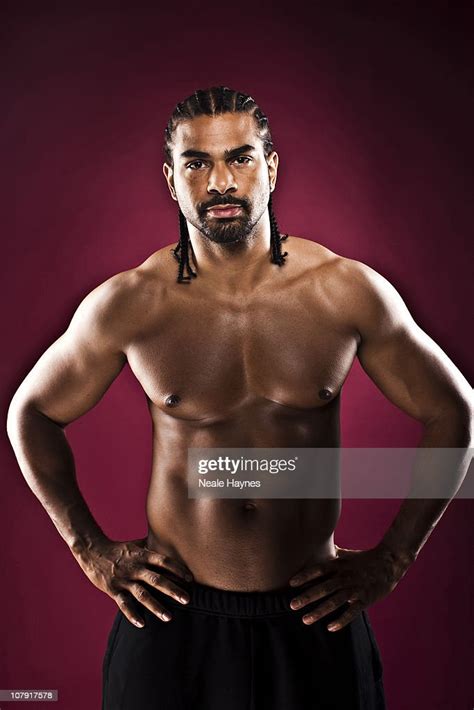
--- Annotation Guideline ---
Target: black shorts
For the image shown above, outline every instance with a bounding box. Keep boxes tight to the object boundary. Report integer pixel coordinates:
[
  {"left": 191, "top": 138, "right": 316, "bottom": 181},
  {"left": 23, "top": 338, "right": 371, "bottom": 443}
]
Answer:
[{"left": 102, "top": 580, "right": 386, "bottom": 709}]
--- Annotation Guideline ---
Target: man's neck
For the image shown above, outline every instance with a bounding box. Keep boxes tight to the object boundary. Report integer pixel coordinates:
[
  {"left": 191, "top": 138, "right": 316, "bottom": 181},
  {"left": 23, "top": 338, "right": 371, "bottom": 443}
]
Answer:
[{"left": 187, "top": 217, "right": 274, "bottom": 294}]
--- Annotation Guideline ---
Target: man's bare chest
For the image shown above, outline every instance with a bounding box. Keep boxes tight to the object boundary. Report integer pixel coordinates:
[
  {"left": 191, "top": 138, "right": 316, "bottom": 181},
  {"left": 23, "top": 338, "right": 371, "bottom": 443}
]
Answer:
[{"left": 125, "top": 289, "right": 359, "bottom": 421}]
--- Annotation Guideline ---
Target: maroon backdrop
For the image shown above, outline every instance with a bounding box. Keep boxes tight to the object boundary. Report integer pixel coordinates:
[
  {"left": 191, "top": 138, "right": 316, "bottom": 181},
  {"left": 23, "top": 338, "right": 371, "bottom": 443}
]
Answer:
[{"left": 1, "top": 5, "right": 473, "bottom": 709}]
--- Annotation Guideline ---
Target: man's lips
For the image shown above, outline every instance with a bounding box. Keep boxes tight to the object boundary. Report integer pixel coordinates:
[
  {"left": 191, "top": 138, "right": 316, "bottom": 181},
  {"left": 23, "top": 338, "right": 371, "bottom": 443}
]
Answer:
[{"left": 206, "top": 205, "right": 243, "bottom": 218}]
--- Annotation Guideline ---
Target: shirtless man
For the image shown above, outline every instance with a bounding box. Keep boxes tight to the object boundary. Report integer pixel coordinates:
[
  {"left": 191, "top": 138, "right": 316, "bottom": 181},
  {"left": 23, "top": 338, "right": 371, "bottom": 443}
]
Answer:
[{"left": 7, "top": 87, "right": 472, "bottom": 709}]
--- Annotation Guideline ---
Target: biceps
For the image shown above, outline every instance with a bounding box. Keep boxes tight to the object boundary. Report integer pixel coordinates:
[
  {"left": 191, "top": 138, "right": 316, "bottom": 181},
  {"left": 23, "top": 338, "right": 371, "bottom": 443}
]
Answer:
[
  {"left": 13, "top": 333, "right": 126, "bottom": 426},
  {"left": 357, "top": 324, "right": 469, "bottom": 423}
]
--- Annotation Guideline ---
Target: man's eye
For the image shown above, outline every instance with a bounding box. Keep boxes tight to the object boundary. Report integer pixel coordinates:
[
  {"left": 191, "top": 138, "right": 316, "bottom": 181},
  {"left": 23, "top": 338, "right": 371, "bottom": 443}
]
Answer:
[
  {"left": 187, "top": 161, "right": 206, "bottom": 170},
  {"left": 233, "top": 156, "right": 252, "bottom": 165}
]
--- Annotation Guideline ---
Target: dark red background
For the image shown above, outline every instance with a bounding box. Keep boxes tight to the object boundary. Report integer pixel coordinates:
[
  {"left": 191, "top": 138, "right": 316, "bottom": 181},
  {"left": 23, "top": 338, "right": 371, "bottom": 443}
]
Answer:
[{"left": 1, "top": 4, "right": 473, "bottom": 709}]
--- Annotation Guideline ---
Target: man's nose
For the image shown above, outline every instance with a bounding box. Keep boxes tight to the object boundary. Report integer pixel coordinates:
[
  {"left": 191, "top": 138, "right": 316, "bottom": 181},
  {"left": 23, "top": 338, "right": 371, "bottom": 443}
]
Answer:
[{"left": 207, "top": 163, "right": 237, "bottom": 194}]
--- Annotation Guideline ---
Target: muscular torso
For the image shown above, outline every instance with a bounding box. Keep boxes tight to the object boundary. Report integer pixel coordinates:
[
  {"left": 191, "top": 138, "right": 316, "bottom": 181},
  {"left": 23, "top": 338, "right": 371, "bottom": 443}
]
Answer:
[{"left": 123, "top": 237, "right": 361, "bottom": 590}]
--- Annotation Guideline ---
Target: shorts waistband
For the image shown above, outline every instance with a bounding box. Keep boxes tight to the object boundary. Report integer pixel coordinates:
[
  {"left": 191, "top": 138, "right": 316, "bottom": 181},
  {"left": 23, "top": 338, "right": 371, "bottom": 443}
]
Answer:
[{"left": 166, "top": 580, "right": 297, "bottom": 618}]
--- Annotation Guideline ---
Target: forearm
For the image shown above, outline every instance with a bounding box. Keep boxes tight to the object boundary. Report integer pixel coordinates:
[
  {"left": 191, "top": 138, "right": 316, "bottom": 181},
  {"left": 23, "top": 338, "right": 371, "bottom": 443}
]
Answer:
[
  {"left": 378, "top": 409, "right": 473, "bottom": 570},
  {"left": 6, "top": 401, "right": 108, "bottom": 554}
]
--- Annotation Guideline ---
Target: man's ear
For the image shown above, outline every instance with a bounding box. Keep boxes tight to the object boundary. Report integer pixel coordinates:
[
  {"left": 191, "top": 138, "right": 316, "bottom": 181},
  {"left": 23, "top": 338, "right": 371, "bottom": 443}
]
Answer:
[
  {"left": 163, "top": 163, "right": 178, "bottom": 201},
  {"left": 267, "top": 151, "right": 279, "bottom": 192}
]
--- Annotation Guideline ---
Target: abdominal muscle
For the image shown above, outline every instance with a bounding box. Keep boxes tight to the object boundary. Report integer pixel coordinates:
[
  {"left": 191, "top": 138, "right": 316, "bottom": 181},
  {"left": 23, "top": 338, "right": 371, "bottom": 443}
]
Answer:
[
  {"left": 146, "top": 495, "right": 340, "bottom": 591},
  {"left": 144, "top": 421, "right": 341, "bottom": 592}
]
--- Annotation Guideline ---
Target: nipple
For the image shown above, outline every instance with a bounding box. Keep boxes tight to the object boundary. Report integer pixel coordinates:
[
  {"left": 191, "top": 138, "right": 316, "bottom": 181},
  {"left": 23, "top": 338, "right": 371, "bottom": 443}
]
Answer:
[
  {"left": 165, "top": 394, "right": 181, "bottom": 407},
  {"left": 318, "top": 388, "right": 333, "bottom": 401}
]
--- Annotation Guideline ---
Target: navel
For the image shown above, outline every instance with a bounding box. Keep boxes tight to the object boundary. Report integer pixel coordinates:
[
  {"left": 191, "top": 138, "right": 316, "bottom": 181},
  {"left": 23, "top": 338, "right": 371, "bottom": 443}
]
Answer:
[
  {"left": 243, "top": 501, "right": 257, "bottom": 511},
  {"left": 165, "top": 394, "right": 181, "bottom": 407},
  {"left": 318, "top": 388, "right": 333, "bottom": 401}
]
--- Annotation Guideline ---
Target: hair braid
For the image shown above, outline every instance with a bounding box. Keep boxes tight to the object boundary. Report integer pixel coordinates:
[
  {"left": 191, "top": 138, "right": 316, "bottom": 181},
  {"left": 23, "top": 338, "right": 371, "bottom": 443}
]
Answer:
[
  {"left": 268, "top": 193, "right": 288, "bottom": 266},
  {"left": 171, "top": 209, "right": 197, "bottom": 283}
]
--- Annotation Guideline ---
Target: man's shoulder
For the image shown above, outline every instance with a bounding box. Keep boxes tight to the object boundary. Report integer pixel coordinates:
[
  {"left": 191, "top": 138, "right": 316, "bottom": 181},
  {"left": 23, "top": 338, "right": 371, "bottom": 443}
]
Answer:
[
  {"left": 288, "top": 235, "right": 339, "bottom": 266},
  {"left": 290, "top": 235, "right": 376, "bottom": 286},
  {"left": 309, "top": 247, "right": 410, "bottom": 336},
  {"left": 71, "top": 247, "right": 175, "bottom": 339},
  {"left": 295, "top": 237, "right": 384, "bottom": 279},
  {"left": 292, "top": 237, "right": 405, "bottom": 321},
  {"left": 324, "top": 253, "right": 405, "bottom": 313},
  {"left": 89, "top": 245, "right": 176, "bottom": 306}
]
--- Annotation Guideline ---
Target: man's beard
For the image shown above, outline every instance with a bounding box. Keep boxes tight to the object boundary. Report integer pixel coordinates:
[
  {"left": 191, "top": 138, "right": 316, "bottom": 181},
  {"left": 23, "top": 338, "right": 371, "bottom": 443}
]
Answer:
[
  {"left": 198, "top": 213, "right": 255, "bottom": 244},
  {"left": 195, "top": 196, "right": 255, "bottom": 245}
]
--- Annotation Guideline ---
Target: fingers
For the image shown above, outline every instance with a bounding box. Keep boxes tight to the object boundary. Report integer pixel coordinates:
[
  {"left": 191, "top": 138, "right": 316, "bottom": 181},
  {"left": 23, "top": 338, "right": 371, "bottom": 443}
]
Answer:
[
  {"left": 113, "top": 590, "right": 170, "bottom": 628},
  {"left": 111, "top": 568, "right": 187, "bottom": 628},
  {"left": 120, "top": 583, "right": 174, "bottom": 624},
  {"left": 103, "top": 542, "right": 194, "bottom": 627},
  {"left": 290, "top": 579, "right": 342, "bottom": 609},
  {"left": 143, "top": 550, "right": 193, "bottom": 583},
  {"left": 289, "top": 559, "right": 335, "bottom": 587},
  {"left": 327, "top": 600, "right": 364, "bottom": 631},
  {"left": 131, "top": 567, "right": 190, "bottom": 605},
  {"left": 299, "top": 591, "right": 355, "bottom": 626}
]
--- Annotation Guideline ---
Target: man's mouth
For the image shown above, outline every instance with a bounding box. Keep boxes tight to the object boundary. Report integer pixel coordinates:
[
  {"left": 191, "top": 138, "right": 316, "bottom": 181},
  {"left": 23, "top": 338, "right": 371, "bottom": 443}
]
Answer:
[{"left": 206, "top": 205, "right": 243, "bottom": 218}]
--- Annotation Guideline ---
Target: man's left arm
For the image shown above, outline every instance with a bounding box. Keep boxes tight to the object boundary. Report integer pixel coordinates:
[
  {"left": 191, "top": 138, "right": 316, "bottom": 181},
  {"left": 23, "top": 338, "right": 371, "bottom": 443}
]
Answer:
[
  {"left": 289, "top": 259, "right": 472, "bottom": 628},
  {"left": 351, "top": 260, "right": 472, "bottom": 569}
]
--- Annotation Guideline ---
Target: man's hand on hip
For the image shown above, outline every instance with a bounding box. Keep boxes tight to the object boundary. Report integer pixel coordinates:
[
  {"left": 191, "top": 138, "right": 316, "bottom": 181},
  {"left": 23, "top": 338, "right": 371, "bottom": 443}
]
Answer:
[
  {"left": 288, "top": 544, "right": 411, "bottom": 631},
  {"left": 73, "top": 537, "right": 193, "bottom": 628}
]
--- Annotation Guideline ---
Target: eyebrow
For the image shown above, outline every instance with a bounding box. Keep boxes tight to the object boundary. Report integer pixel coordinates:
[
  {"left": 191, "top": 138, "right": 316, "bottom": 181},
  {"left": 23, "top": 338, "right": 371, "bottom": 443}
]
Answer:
[{"left": 180, "top": 144, "right": 256, "bottom": 160}]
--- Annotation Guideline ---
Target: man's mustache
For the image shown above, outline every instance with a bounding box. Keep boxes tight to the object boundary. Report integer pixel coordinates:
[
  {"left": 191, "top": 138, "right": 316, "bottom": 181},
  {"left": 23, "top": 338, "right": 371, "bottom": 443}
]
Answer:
[{"left": 199, "top": 196, "right": 249, "bottom": 214}]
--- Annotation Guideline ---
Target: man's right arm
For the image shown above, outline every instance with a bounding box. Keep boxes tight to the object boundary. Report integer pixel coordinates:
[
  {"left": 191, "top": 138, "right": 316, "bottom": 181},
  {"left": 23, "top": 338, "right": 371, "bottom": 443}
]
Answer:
[
  {"left": 6, "top": 272, "right": 192, "bottom": 626},
  {"left": 7, "top": 275, "right": 129, "bottom": 553}
]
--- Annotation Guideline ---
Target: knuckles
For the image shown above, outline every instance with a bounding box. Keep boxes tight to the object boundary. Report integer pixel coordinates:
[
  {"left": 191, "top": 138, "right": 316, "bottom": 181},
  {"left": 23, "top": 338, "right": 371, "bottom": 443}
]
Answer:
[
  {"left": 148, "top": 573, "right": 162, "bottom": 586},
  {"left": 115, "top": 593, "right": 128, "bottom": 608},
  {"left": 133, "top": 584, "right": 148, "bottom": 600}
]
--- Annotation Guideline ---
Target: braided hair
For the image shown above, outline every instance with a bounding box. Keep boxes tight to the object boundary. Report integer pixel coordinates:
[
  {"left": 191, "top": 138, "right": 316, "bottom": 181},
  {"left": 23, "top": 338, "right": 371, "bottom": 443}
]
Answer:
[{"left": 163, "top": 86, "right": 288, "bottom": 283}]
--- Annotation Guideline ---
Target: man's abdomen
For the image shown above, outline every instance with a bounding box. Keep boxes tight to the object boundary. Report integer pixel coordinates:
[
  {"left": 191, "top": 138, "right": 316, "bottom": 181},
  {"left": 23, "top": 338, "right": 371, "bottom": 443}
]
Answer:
[
  {"left": 146, "top": 492, "right": 341, "bottom": 590},
  {"left": 145, "top": 402, "right": 342, "bottom": 591}
]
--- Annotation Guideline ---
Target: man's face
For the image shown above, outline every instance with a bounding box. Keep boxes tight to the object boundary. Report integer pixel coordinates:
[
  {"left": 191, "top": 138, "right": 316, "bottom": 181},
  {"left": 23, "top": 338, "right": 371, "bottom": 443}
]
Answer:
[{"left": 163, "top": 113, "right": 278, "bottom": 245}]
